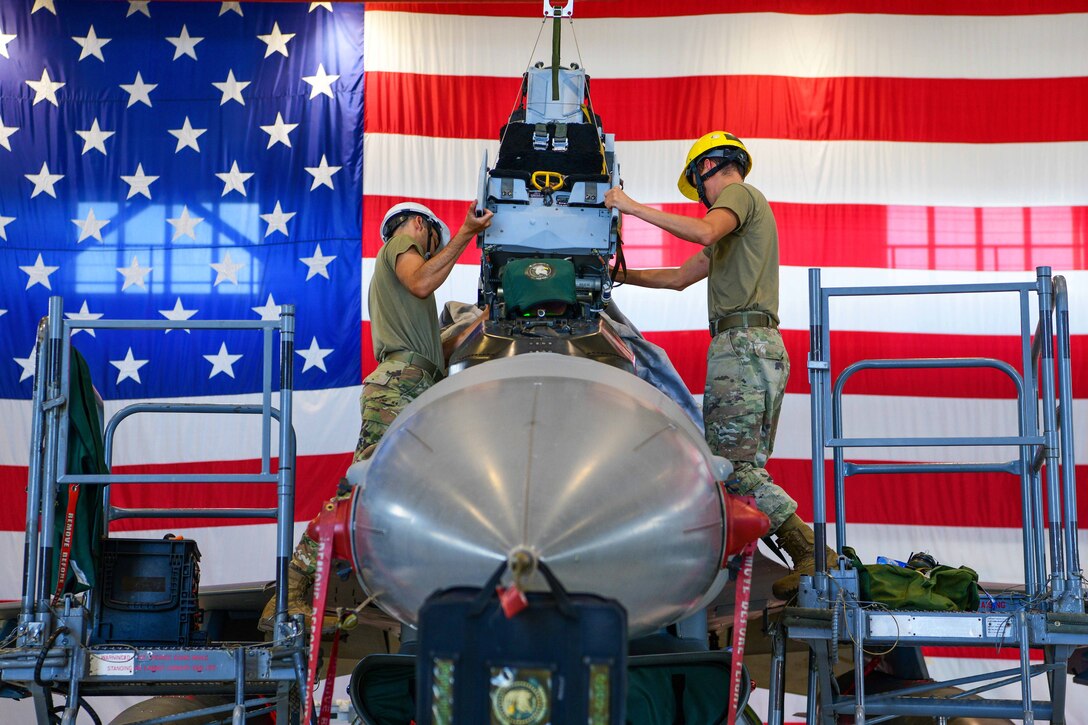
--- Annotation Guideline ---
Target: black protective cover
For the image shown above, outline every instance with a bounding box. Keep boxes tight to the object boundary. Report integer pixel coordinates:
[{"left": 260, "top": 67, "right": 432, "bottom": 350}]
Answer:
[
  {"left": 415, "top": 560, "right": 627, "bottom": 724},
  {"left": 496, "top": 122, "right": 606, "bottom": 180}
]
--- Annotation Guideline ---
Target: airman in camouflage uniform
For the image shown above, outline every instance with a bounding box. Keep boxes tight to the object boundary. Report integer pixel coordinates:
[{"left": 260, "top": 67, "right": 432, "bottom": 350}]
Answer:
[
  {"left": 704, "top": 326, "right": 794, "bottom": 529},
  {"left": 355, "top": 359, "right": 436, "bottom": 461},
  {"left": 260, "top": 203, "right": 492, "bottom": 631},
  {"left": 606, "top": 131, "right": 829, "bottom": 600}
]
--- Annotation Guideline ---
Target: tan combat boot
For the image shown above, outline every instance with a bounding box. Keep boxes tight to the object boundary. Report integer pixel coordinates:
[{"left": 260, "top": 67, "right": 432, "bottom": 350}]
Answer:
[
  {"left": 258, "top": 563, "right": 314, "bottom": 633},
  {"left": 771, "top": 514, "right": 836, "bottom": 600}
]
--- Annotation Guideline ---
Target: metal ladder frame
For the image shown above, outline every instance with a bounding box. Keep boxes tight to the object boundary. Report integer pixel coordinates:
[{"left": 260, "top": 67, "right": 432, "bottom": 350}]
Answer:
[
  {"left": 772, "top": 267, "right": 1086, "bottom": 724},
  {"left": 2, "top": 296, "right": 305, "bottom": 725}
]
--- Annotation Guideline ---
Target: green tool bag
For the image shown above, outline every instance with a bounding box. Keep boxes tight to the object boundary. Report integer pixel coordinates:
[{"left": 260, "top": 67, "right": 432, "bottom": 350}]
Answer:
[{"left": 843, "top": 547, "right": 980, "bottom": 612}]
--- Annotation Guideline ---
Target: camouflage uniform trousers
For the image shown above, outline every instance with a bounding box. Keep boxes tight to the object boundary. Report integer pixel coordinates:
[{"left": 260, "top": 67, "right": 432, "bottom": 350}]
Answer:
[
  {"left": 704, "top": 326, "right": 797, "bottom": 533},
  {"left": 291, "top": 359, "right": 437, "bottom": 576}
]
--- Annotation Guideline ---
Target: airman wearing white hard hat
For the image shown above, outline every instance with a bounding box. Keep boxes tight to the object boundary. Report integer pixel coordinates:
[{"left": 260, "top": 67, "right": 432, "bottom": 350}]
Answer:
[{"left": 259, "top": 200, "right": 493, "bottom": 635}]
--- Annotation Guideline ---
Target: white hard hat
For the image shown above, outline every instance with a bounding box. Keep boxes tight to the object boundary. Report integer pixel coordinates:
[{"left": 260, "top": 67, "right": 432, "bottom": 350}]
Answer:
[{"left": 379, "top": 202, "right": 451, "bottom": 250}]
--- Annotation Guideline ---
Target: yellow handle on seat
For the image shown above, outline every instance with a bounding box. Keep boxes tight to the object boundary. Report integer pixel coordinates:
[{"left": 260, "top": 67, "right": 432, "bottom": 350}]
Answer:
[{"left": 530, "top": 170, "right": 565, "bottom": 191}]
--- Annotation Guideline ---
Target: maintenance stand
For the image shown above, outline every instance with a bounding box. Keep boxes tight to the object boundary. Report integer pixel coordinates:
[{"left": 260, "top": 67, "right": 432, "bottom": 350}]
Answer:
[
  {"left": 775, "top": 266, "right": 1086, "bottom": 723},
  {"left": 1, "top": 296, "right": 305, "bottom": 724}
]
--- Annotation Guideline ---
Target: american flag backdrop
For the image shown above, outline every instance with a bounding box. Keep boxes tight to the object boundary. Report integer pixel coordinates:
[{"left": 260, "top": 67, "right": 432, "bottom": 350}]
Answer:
[
  {"left": 360, "top": 0, "right": 1088, "bottom": 719},
  {"left": 2, "top": 0, "right": 1088, "bottom": 720},
  {"left": 0, "top": 0, "right": 364, "bottom": 605}
]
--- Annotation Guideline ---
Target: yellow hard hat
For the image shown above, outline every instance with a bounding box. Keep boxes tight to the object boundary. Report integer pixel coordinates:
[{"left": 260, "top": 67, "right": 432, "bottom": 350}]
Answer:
[{"left": 676, "top": 131, "right": 753, "bottom": 202}]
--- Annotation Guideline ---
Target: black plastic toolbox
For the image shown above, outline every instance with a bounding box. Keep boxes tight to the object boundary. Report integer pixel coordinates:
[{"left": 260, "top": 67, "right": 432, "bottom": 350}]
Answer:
[{"left": 90, "top": 537, "right": 204, "bottom": 646}]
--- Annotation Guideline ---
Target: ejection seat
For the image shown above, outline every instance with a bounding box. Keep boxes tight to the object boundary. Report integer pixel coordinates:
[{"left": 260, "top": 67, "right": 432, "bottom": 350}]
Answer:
[{"left": 474, "top": 61, "right": 620, "bottom": 322}]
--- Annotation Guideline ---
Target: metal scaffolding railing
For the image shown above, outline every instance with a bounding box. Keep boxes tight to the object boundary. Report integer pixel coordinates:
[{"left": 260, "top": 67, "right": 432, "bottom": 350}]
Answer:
[
  {"left": 4, "top": 296, "right": 305, "bottom": 725},
  {"left": 773, "top": 266, "right": 1086, "bottom": 724}
]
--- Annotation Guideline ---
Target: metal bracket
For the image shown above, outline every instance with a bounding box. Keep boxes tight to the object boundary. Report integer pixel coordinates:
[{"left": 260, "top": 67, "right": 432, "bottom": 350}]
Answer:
[
  {"left": 532, "top": 123, "right": 549, "bottom": 151},
  {"left": 18, "top": 619, "right": 46, "bottom": 647},
  {"left": 42, "top": 395, "right": 67, "bottom": 412},
  {"left": 552, "top": 122, "right": 568, "bottom": 152},
  {"left": 807, "top": 359, "right": 830, "bottom": 370},
  {"left": 543, "top": 0, "right": 574, "bottom": 18}
]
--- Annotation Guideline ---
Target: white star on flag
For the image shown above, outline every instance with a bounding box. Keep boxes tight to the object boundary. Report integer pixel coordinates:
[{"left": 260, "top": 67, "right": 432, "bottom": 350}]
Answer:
[
  {"left": 117, "top": 255, "right": 152, "bottom": 290},
  {"left": 127, "top": 1, "right": 150, "bottom": 18},
  {"left": 167, "top": 25, "right": 203, "bottom": 60},
  {"left": 25, "top": 162, "right": 64, "bottom": 199},
  {"left": 71, "top": 208, "right": 110, "bottom": 242},
  {"left": 66, "top": 301, "right": 103, "bottom": 337},
  {"left": 0, "top": 26, "right": 16, "bottom": 59},
  {"left": 159, "top": 297, "right": 197, "bottom": 333},
  {"left": 167, "top": 206, "right": 203, "bottom": 240},
  {"left": 76, "top": 118, "right": 114, "bottom": 155},
  {"left": 121, "top": 163, "right": 159, "bottom": 199},
  {"left": 251, "top": 293, "right": 281, "bottom": 321},
  {"left": 31, "top": 0, "right": 55, "bottom": 16},
  {"left": 26, "top": 68, "right": 65, "bottom": 106},
  {"left": 302, "top": 63, "right": 339, "bottom": 99},
  {"left": 73, "top": 26, "right": 111, "bottom": 62},
  {"left": 213, "top": 69, "right": 249, "bottom": 106},
  {"left": 210, "top": 252, "right": 245, "bottom": 286},
  {"left": 204, "top": 342, "right": 243, "bottom": 379},
  {"left": 0, "top": 215, "right": 13, "bottom": 240},
  {"left": 309, "top": 2, "right": 333, "bottom": 12},
  {"left": 260, "top": 112, "right": 298, "bottom": 149},
  {"left": 20, "top": 253, "right": 59, "bottom": 290},
  {"left": 216, "top": 161, "right": 253, "bottom": 196},
  {"left": 297, "top": 337, "right": 333, "bottom": 372},
  {"left": 168, "top": 117, "right": 206, "bottom": 153},
  {"left": 0, "top": 115, "right": 17, "bottom": 150},
  {"left": 299, "top": 244, "right": 336, "bottom": 281},
  {"left": 305, "top": 155, "right": 341, "bottom": 191},
  {"left": 219, "top": 2, "right": 243, "bottom": 17},
  {"left": 14, "top": 347, "right": 37, "bottom": 383},
  {"left": 110, "top": 348, "right": 149, "bottom": 384},
  {"left": 120, "top": 72, "right": 157, "bottom": 108},
  {"left": 258, "top": 22, "right": 295, "bottom": 58},
  {"left": 260, "top": 201, "right": 295, "bottom": 238}
]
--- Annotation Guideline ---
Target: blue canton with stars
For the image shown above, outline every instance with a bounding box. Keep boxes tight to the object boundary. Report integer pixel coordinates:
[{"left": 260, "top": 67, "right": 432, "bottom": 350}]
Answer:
[{"left": 0, "top": 0, "right": 363, "bottom": 400}]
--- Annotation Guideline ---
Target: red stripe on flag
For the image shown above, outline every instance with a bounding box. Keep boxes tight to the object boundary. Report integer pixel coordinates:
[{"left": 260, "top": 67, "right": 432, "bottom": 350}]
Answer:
[
  {"left": 365, "top": 72, "right": 1088, "bottom": 144},
  {"left": 771, "top": 458, "right": 1088, "bottom": 529},
  {"left": 364, "top": 1, "right": 1088, "bottom": 18},
  {"left": 364, "top": 195, "right": 1088, "bottom": 272},
  {"left": 643, "top": 328, "right": 1088, "bottom": 400},
  {"left": 363, "top": 321, "right": 1088, "bottom": 400},
  {"left": 0, "top": 454, "right": 353, "bottom": 533},
  {"left": 4, "top": 457, "right": 1084, "bottom": 532}
]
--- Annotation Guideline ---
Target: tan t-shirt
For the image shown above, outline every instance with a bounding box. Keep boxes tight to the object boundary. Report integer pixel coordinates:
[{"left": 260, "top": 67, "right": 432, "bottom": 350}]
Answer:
[
  {"left": 368, "top": 233, "right": 444, "bottom": 375},
  {"left": 701, "top": 182, "right": 780, "bottom": 324}
]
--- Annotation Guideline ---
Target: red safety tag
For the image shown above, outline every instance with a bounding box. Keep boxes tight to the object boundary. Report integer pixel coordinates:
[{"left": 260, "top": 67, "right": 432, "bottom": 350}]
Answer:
[
  {"left": 727, "top": 540, "right": 757, "bottom": 725},
  {"left": 316, "top": 615, "right": 343, "bottom": 725},
  {"left": 51, "top": 484, "right": 82, "bottom": 608},
  {"left": 302, "top": 501, "right": 337, "bottom": 725},
  {"left": 497, "top": 585, "right": 529, "bottom": 618}
]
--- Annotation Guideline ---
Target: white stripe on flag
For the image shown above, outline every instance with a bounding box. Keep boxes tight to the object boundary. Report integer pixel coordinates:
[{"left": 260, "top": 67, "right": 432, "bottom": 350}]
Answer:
[
  {"left": 0, "top": 386, "right": 361, "bottom": 470},
  {"left": 6, "top": 389, "right": 1086, "bottom": 469},
  {"left": 363, "top": 260, "right": 1088, "bottom": 337},
  {"left": 363, "top": 133, "right": 1088, "bottom": 207},
  {"left": 363, "top": 11, "right": 1088, "bottom": 80}
]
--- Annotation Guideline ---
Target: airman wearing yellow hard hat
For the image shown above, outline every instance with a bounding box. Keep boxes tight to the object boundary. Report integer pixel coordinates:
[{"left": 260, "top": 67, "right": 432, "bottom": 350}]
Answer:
[{"left": 605, "top": 132, "right": 830, "bottom": 601}]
